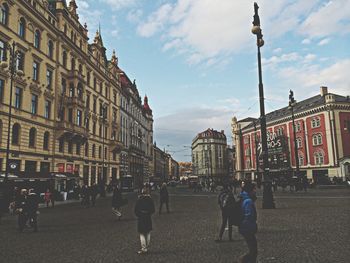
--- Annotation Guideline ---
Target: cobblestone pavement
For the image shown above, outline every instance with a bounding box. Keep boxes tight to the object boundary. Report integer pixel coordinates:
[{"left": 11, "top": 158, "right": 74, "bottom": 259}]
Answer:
[{"left": 0, "top": 188, "right": 349, "bottom": 263}]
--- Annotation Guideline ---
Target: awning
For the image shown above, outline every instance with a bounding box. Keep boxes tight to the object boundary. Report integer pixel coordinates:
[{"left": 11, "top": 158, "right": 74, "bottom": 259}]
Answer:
[{"left": 0, "top": 171, "right": 79, "bottom": 181}]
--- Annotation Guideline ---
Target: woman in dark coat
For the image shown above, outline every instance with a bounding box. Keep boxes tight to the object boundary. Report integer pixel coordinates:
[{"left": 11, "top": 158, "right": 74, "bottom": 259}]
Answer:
[
  {"left": 112, "top": 185, "right": 123, "bottom": 220},
  {"left": 134, "top": 188, "right": 155, "bottom": 254}
]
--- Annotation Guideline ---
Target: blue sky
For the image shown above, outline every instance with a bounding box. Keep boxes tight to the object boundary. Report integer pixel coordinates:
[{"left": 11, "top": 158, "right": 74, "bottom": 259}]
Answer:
[{"left": 75, "top": 0, "right": 350, "bottom": 161}]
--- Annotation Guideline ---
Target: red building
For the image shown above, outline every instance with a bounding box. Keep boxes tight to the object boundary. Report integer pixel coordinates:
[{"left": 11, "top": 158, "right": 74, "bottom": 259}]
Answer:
[{"left": 232, "top": 87, "right": 350, "bottom": 183}]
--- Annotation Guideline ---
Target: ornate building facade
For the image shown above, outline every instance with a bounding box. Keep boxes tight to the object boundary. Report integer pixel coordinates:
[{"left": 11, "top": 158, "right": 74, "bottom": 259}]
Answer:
[
  {"left": 0, "top": 0, "right": 153, "bottom": 188},
  {"left": 232, "top": 87, "right": 350, "bottom": 183}
]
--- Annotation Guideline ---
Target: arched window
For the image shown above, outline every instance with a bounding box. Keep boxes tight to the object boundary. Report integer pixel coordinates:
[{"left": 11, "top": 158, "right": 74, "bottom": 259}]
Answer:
[
  {"left": 296, "top": 122, "right": 301, "bottom": 132},
  {"left": 0, "top": 3, "right": 9, "bottom": 26},
  {"left": 317, "top": 134, "right": 322, "bottom": 145},
  {"left": 43, "top": 131, "right": 49, "bottom": 150},
  {"left": 311, "top": 117, "right": 321, "bottom": 128},
  {"left": 69, "top": 83, "right": 74, "bottom": 97},
  {"left": 11, "top": 123, "right": 20, "bottom": 145},
  {"left": 62, "top": 51, "right": 67, "bottom": 68},
  {"left": 312, "top": 134, "right": 323, "bottom": 146},
  {"left": 18, "top": 18, "right": 26, "bottom": 38},
  {"left": 48, "top": 40, "right": 54, "bottom": 59},
  {"left": 314, "top": 152, "right": 324, "bottom": 165},
  {"left": 296, "top": 137, "right": 302, "bottom": 148},
  {"left": 34, "top": 30, "right": 41, "bottom": 49},
  {"left": 29, "top": 127, "right": 36, "bottom": 147},
  {"left": 92, "top": 144, "right": 96, "bottom": 157}
]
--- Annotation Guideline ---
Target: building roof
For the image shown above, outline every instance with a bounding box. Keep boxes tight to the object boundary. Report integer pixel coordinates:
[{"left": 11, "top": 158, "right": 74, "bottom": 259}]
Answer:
[
  {"left": 196, "top": 128, "right": 226, "bottom": 140},
  {"left": 243, "top": 92, "right": 350, "bottom": 130}
]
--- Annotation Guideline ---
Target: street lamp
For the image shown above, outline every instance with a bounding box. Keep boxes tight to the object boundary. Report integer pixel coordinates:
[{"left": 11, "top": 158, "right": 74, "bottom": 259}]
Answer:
[
  {"left": 2, "top": 42, "right": 24, "bottom": 183},
  {"left": 251, "top": 3, "right": 275, "bottom": 208},
  {"left": 289, "top": 90, "right": 300, "bottom": 187},
  {"left": 100, "top": 105, "right": 107, "bottom": 196}
]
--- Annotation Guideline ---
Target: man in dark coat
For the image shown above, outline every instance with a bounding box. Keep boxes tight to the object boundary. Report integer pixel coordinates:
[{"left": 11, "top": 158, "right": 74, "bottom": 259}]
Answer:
[
  {"left": 112, "top": 185, "right": 123, "bottom": 220},
  {"left": 216, "top": 184, "right": 235, "bottom": 242},
  {"left": 26, "top": 189, "right": 40, "bottom": 232},
  {"left": 134, "top": 187, "right": 155, "bottom": 254},
  {"left": 159, "top": 183, "right": 169, "bottom": 214},
  {"left": 90, "top": 183, "right": 98, "bottom": 206},
  {"left": 238, "top": 181, "right": 258, "bottom": 263},
  {"left": 15, "top": 189, "right": 27, "bottom": 232}
]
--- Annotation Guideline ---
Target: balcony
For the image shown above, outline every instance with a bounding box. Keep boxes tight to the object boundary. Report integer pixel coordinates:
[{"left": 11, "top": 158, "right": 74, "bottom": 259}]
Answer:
[
  {"left": 110, "top": 139, "right": 124, "bottom": 153},
  {"left": 63, "top": 96, "right": 85, "bottom": 108},
  {"left": 56, "top": 121, "right": 89, "bottom": 143}
]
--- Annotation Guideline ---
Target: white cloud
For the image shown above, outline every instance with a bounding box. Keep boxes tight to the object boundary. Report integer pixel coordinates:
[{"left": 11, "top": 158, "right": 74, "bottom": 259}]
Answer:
[
  {"left": 273, "top": 48, "right": 282, "bottom": 53},
  {"left": 318, "top": 38, "right": 330, "bottom": 46},
  {"left": 76, "top": 0, "right": 103, "bottom": 38},
  {"left": 302, "top": 38, "right": 311, "bottom": 44},
  {"left": 127, "top": 9, "right": 143, "bottom": 23},
  {"left": 110, "top": 29, "right": 119, "bottom": 37},
  {"left": 100, "top": 0, "right": 137, "bottom": 10}
]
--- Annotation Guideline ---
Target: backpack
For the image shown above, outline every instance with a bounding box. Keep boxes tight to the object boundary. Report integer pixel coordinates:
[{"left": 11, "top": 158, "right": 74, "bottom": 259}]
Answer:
[{"left": 229, "top": 198, "right": 244, "bottom": 226}]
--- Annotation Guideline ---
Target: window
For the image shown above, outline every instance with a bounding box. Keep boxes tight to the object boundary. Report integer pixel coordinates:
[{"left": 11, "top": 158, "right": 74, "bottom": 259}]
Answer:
[
  {"left": 68, "top": 108, "right": 73, "bottom": 123},
  {"left": 298, "top": 155, "right": 304, "bottom": 166},
  {"left": 68, "top": 141, "right": 73, "bottom": 154},
  {"left": 33, "top": 61, "right": 39, "bottom": 81},
  {"left": 0, "top": 40, "right": 6, "bottom": 61},
  {"left": 314, "top": 152, "right": 324, "bottom": 165},
  {"left": 0, "top": 3, "right": 9, "bottom": 26},
  {"left": 77, "top": 83, "right": 83, "bottom": 99},
  {"left": 63, "top": 24, "right": 67, "bottom": 34},
  {"left": 71, "top": 58, "right": 75, "bottom": 71},
  {"left": 61, "top": 78, "right": 66, "bottom": 95},
  {"left": 48, "top": 40, "right": 54, "bottom": 59},
  {"left": 105, "top": 86, "right": 108, "bottom": 97},
  {"left": 78, "top": 64, "right": 82, "bottom": 74},
  {"left": 92, "top": 144, "right": 96, "bottom": 157},
  {"left": 85, "top": 118, "right": 89, "bottom": 130},
  {"left": 99, "top": 124, "right": 102, "bottom": 137},
  {"left": 93, "top": 77, "right": 96, "bottom": 90},
  {"left": 296, "top": 137, "right": 302, "bottom": 148},
  {"left": 100, "top": 82, "right": 103, "bottom": 94},
  {"left": 87, "top": 72, "right": 90, "bottom": 86},
  {"left": 46, "top": 69, "right": 53, "bottom": 89},
  {"left": 93, "top": 98, "right": 96, "bottom": 113},
  {"left": 277, "top": 127, "right": 284, "bottom": 136},
  {"left": 0, "top": 79, "right": 4, "bottom": 103},
  {"left": 113, "top": 110, "right": 117, "bottom": 122},
  {"left": 16, "top": 51, "right": 24, "bottom": 71},
  {"left": 99, "top": 146, "right": 102, "bottom": 159},
  {"left": 113, "top": 92, "right": 117, "bottom": 104},
  {"left": 31, "top": 94, "right": 38, "bottom": 114},
  {"left": 85, "top": 142, "right": 89, "bottom": 157},
  {"left": 62, "top": 51, "right": 67, "bottom": 68},
  {"left": 93, "top": 121, "right": 96, "bottom": 135},
  {"left": 296, "top": 122, "right": 301, "bottom": 132},
  {"left": 43, "top": 132, "right": 49, "bottom": 150},
  {"left": 59, "top": 138, "right": 64, "bottom": 152},
  {"left": 29, "top": 127, "right": 36, "bottom": 147},
  {"left": 12, "top": 123, "right": 20, "bottom": 145},
  {"left": 76, "top": 142, "right": 81, "bottom": 155},
  {"left": 104, "top": 147, "right": 107, "bottom": 160},
  {"left": 15, "top": 87, "right": 22, "bottom": 109},
  {"left": 69, "top": 83, "right": 74, "bottom": 97},
  {"left": 76, "top": 110, "right": 82, "bottom": 126},
  {"left": 34, "top": 30, "right": 41, "bottom": 49},
  {"left": 18, "top": 18, "right": 26, "bottom": 38},
  {"left": 86, "top": 94, "right": 90, "bottom": 109},
  {"left": 44, "top": 100, "right": 51, "bottom": 119},
  {"left": 311, "top": 117, "right": 321, "bottom": 128},
  {"left": 313, "top": 134, "right": 323, "bottom": 146}
]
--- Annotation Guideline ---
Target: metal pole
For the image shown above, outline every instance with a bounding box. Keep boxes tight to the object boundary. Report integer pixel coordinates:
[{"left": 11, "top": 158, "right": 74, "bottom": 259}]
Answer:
[
  {"left": 252, "top": 3, "right": 275, "bottom": 208},
  {"left": 5, "top": 42, "right": 17, "bottom": 183}
]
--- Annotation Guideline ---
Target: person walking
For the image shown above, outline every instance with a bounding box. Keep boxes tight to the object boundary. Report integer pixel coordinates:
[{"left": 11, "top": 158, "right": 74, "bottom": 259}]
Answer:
[
  {"left": 112, "top": 185, "right": 123, "bottom": 220},
  {"left": 44, "top": 189, "right": 53, "bottom": 208},
  {"left": 81, "top": 184, "right": 90, "bottom": 207},
  {"left": 134, "top": 187, "right": 155, "bottom": 254},
  {"left": 238, "top": 181, "right": 258, "bottom": 263},
  {"left": 15, "top": 189, "right": 27, "bottom": 232},
  {"left": 216, "top": 184, "right": 235, "bottom": 242},
  {"left": 90, "top": 183, "right": 98, "bottom": 207},
  {"left": 159, "top": 183, "right": 169, "bottom": 214},
  {"left": 26, "top": 189, "right": 40, "bottom": 232}
]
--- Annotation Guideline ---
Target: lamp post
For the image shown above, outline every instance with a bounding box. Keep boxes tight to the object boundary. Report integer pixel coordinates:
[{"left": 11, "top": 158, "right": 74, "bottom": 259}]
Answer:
[
  {"left": 100, "top": 105, "right": 107, "bottom": 196},
  {"left": 251, "top": 3, "right": 275, "bottom": 208},
  {"left": 289, "top": 90, "right": 300, "bottom": 187},
  {"left": 253, "top": 121, "right": 261, "bottom": 188}
]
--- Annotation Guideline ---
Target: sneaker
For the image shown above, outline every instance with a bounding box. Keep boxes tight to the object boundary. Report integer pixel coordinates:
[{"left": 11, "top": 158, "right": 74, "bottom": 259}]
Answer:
[{"left": 137, "top": 250, "right": 147, "bottom": 254}]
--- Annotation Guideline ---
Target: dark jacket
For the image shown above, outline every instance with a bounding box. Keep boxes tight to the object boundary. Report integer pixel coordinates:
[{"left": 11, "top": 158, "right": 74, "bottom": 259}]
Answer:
[
  {"left": 112, "top": 188, "right": 123, "bottom": 208},
  {"left": 134, "top": 195, "right": 155, "bottom": 234},
  {"left": 238, "top": 191, "right": 257, "bottom": 235},
  {"left": 218, "top": 189, "right": 235, "bottom": 214},
  {"left": 160, "top": 186, "right": 169, "bottom": 202},
  {"left": 26, "top": 193, "right": 39, "bottom": 215}
]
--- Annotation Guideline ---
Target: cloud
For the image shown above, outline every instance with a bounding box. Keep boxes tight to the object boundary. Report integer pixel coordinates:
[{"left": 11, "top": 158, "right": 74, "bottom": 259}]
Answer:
[
  {"left": 100, "top": 0, "right": 137, "bottom": 10},
  {"left": 127, "top": 9, "right": 143, "bottom": 23},
  {"left": 302, "top": 38, "right": 311, "bottom": 44},
  {"left": 76, "top": 0, "right": 103, "bottom": 38},
  {"left": 318, "top": 38, "right": 330, "bottom": 46}
]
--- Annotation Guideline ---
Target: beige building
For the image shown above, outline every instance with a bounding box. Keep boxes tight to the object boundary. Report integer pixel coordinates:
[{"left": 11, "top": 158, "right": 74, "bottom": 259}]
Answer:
[
  {"left": 0, "top": 0, "right": 153, "bottom": 189},
  {"left": 192, "top": 128, "right": 228, "bottom": 183}
]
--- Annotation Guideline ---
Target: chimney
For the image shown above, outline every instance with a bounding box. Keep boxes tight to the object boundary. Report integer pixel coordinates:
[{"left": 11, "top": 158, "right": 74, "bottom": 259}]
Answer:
[{"left": 320, "top": 86, "right": 328, "bottom": 96}]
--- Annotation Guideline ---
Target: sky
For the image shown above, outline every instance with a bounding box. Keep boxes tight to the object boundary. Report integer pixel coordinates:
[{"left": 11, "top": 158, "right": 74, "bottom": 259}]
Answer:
[{"left": 75, "top": 0, "right": 350, "bottom": 162}]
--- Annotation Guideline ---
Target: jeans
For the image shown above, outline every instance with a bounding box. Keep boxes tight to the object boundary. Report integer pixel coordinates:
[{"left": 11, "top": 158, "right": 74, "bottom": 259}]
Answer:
[
  {"left": 219, "top": 211, "right": 232, "bottom": 240},
  {"left": 241, "top": 232, "right": 257, "bottom": 263},
  {"left": 140, "top": 232, "right": 151, "bottom": 251}
]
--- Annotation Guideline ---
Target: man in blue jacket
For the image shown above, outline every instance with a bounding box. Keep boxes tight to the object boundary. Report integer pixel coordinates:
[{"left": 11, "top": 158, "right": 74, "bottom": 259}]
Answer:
[{"left": 238, "top": 181, "right": 258, "bottom": 263}]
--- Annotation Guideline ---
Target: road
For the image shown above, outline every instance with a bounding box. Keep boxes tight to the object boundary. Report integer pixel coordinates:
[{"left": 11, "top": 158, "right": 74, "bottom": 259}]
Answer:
[{"left": 0, "top": 187, "right": 349, "bottom": 263}]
